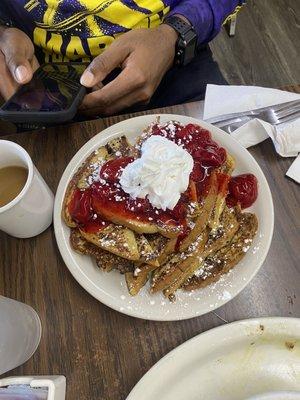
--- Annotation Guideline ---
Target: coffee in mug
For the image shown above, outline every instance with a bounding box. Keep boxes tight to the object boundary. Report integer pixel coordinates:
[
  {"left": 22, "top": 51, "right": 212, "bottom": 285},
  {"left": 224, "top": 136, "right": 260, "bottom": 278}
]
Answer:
[{"left": 0, "top": 166, "right": 29, "bottom": 207}]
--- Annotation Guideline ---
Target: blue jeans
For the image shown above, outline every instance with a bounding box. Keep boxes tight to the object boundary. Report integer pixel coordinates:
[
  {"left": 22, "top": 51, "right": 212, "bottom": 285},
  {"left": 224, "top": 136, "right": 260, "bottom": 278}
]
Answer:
[{"left": 140, "top": 46, "right": 227, "bottom": 109}]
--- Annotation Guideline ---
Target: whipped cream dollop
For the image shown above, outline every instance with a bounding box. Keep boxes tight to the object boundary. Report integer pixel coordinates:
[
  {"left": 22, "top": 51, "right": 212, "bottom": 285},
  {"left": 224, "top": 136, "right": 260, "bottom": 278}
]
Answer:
[{"left": 120, "top": 135, "right": 194, "bottom": 210}]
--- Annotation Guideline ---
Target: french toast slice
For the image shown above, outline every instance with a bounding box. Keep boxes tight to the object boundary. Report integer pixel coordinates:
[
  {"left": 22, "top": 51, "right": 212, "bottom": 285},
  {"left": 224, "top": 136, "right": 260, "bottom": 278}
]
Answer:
[
  {"left": 160, "top": 206, "right": 240, "bottom": 298},
  {"left": 129, "top": 233, "right": 178, "bottom": 294},
  {"left": 95, "top": 254, "right": 133, "bottom": 274},
  {"left": 63, "top": 135, "right": 133, "bottom": 227},
  {"left": 125, "top": 271, "right": 149, "bottom": 296},
  {"left": 179, "top": 171, "right": 218, "bottom": 252},
  {"left": 209, "top": 153, "right": 236, "bottom": 231},
  {"left": 79, "top": 224, "right": 139, "bottom": 261},
  {"left": 70, "top": 227, "right": 103, "bottom": 256},
  {"left": 146, "top": 234, "right": 170, "bottom": 260},
  {"left": 93, "top": 202, "right": 182, "bottom": 238},
  {"left": 63, "top": 136, "right": 143, "bottom": 260},
  {"left": 151, "top": 229, "right": 209, "bottom": 294},
  {"left": 136, "top": 234, "right": 159, "bottom": 266},
  {"left": 62, "top": 146, "right": 109, "bottom": 227},
  {"left": 126, "top": 235, "right": 169, "bottom": 294},
  {"left": 106, "top": 136, "right": 134, "bottom": 157},
  {"left": 204, "top": 206, "right": 240, "bottom": 256},
  {"left": 70, "top": 229, "right": 134, "bottom": 272},
  {"left": 78, "top": 226, "right": 159, "bottom": 263},
  {"left": 183, "top": 210, "right": 258, "bottom": 291},
  {"left": 133, "top": 234, "right": 174, "bottom": 273}
]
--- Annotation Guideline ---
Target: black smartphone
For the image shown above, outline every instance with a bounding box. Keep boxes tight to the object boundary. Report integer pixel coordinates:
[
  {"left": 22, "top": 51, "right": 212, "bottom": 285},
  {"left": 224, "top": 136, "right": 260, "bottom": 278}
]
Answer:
[{"left": 0, "top": 62, "right": 88, "bottom": 124}]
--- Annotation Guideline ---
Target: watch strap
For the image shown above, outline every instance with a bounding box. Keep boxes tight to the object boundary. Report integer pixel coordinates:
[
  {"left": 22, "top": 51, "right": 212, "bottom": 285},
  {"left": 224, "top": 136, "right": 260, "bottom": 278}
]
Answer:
[
  {"left": 164, "top": 16, "right": 193, "bottom": 38},
  {"left": 164, "top": 15, "right": 198, "bottom": 66}
]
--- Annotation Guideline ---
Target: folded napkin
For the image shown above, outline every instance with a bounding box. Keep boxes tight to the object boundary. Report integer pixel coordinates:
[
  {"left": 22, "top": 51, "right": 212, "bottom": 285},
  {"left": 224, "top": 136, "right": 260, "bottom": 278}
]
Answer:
[
  {"left": 286, "top": 155, "right": 300, "bottom": 184},
  {"left": 204, "top": 85, "right": 300, "bottom": 182}
]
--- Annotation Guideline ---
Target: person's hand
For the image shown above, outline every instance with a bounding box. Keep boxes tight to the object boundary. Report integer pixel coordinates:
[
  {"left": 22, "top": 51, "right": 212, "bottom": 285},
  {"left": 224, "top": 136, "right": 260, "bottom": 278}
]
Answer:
[
  {"left": 0, "top": 27, "right": 39, "bottom": 100},
  {"left": 79, "top": 25, "right": 178, "bottom": 116}
]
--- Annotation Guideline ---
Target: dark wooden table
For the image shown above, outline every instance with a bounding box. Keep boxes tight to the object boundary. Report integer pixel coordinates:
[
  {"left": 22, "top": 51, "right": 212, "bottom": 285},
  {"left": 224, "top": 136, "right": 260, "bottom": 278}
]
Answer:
[{"left": 1, "top": 94, "right": 299, "bottom": 400}]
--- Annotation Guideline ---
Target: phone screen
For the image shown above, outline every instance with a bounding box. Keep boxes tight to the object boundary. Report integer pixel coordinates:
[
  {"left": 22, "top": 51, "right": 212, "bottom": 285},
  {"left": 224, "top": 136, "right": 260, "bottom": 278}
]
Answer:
[{"left": 2, "top": 63, "right": 87, "bottom": 113}]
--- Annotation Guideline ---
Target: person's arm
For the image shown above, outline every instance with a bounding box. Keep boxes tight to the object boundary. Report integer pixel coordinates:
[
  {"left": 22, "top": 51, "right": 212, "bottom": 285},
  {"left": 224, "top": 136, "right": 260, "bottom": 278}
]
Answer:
[
  {"left": 80, "top": 1, "right": 245, "bottom": 116},
  {"left": 80, "top": 24, "right": 178, "bottom": 116},
  {"left": 168, "top": 0, "right": 246, "bottom": 45}
]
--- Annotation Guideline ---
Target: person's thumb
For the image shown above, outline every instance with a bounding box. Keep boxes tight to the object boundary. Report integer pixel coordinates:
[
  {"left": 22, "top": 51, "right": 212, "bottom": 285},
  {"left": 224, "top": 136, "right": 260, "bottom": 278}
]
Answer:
[
  {"left": 80, "top": 41, "right": 130, "bottom": 87},
  {"left": 8, "top": 58, "right": 33, "bottom": 84},
  {"left": 0, "top": 29, "right": 34, "bottom": 84}
]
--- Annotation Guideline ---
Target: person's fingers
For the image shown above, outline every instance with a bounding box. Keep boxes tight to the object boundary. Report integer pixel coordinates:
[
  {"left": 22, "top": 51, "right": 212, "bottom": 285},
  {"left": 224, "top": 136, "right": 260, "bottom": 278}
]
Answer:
[
  {"left": 103, "top": 93, "right": 148, "bottom": 115},
  {"left": 0, "top": 53, "right": 39, "bottom": 101},
  {"left": 77, "top": 82, "right": 103, "bottom": 110},
  {"left": 80, "top": 41, "right": 130, "bottom": 87},
  {"left": 0, "top": 29, "right": 35, "bottom": 84},
  {"left": 80, "top": 64, "right": 147, "bottom": 110},
  {"left": 0, "top": 51, "right": 19, "bottom": 100},
  {"left": 5, "top": 54, "right": 33, "bottom": 84},
  {"left": 92, "top": 82, "right": 104, "bottom": 92},
  {"left": 80, "top": 88, "right": 148, "bottom": 117}
]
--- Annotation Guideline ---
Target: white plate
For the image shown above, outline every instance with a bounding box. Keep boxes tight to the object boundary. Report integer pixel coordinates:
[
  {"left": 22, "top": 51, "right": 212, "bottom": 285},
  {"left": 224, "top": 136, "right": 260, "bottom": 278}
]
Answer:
[
  {"left": 127, "top": 318, "right": 300, "bottom": 400},
  {"left": 247, "top": 392, "right": 300, "bottom": 400},
  {"left": 54, "top": 114, "right": 274, "bottom": 321}
]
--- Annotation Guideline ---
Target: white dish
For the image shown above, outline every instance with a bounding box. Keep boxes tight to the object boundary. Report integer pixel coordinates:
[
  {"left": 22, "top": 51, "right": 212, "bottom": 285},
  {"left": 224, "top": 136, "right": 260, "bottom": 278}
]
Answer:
[
  {"left": 54, "top": 114, "right": 274, "bottom": 321},
  {"left": 127, "top": 318, "right": 300, "bottom": 400},
  {"left": 247, "top": 391, "right": 300, "bottom": 400}
]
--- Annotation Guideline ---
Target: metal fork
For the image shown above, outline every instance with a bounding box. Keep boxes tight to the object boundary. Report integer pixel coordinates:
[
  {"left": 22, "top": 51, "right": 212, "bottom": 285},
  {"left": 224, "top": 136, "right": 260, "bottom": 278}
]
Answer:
[
  {"left": 218, "top": 109, "right": 300, "bottom": 133},
  {"left": 205, "top": 99, "right": 300, "bottom": 133}
]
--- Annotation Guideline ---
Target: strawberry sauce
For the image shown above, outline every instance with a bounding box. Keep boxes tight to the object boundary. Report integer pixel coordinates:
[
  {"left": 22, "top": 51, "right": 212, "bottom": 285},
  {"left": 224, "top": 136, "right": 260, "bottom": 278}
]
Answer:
[
  {"left": 226, "top": 173, "right": 258, "bottom": 209},
  {"left": 68, "top": 122, "right": 257, "bottom": 233},
  {"left": 68, "top": 188, "right": 110, "bottom": 233}
]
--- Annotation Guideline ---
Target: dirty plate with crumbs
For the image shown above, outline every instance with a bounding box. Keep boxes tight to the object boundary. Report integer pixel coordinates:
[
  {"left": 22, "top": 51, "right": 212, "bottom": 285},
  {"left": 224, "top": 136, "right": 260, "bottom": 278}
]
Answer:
[{"left": 127, "top": 318, "right": 300, "bottom": 400}]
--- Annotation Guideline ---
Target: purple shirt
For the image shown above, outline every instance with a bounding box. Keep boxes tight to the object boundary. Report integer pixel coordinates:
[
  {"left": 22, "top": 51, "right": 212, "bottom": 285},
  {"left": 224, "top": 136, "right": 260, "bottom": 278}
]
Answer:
[
  {"left": 170, "top": 0, "right": 245, "bottom": 44},
  {"left": 1, "top": 0, "right": 245, "bottom": 62}
]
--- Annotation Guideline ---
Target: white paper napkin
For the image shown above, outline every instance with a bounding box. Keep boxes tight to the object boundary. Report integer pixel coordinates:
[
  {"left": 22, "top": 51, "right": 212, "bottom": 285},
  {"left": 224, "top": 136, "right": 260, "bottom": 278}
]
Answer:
[
  {"left": 286, "top": 155, "right": 300, "bottom": 184},
  {"left": 204, "top": 84, "right": 300, "bottom": 182}
]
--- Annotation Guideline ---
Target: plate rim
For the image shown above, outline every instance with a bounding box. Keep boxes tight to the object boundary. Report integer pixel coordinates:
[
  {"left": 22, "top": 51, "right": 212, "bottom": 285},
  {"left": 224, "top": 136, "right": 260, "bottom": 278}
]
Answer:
[
  {"left": 126, "top": 317, "right": 300, "bottom": 400},
  {"left": 54, "top": 114, "right": 274, "bottom": 321}
]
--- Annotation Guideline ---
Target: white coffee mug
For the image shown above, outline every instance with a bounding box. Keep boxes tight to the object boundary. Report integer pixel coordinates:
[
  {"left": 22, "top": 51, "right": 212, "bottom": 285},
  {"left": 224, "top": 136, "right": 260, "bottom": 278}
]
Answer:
[{"left": 0, "top": 140, "right": 54, "bottom": 238}]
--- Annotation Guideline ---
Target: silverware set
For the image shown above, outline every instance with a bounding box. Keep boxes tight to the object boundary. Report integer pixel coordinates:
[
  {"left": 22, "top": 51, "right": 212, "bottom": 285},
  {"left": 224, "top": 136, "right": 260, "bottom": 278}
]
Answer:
[{"left": 205, "top": 99, "right": 300, "bottom": 133}]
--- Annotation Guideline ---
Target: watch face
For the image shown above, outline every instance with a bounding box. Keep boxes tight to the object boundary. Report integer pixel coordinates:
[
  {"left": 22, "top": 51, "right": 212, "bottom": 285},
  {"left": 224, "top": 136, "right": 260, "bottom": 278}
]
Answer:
[{"left": 180, "top": 33, "right": 197, "bottom": 66}]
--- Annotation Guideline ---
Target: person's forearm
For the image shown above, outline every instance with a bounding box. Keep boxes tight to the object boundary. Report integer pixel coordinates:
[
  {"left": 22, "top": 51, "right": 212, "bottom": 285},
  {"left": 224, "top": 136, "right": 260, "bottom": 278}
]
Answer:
[{"left": 168, "top": 0, "right": 245, "bottom": 45}]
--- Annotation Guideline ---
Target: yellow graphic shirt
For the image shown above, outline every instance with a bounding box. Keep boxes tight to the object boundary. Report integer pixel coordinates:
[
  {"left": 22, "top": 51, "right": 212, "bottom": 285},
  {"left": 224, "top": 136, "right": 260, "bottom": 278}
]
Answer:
[{"left": 8, "top": 0, "right": 170, "bottom": 62}]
